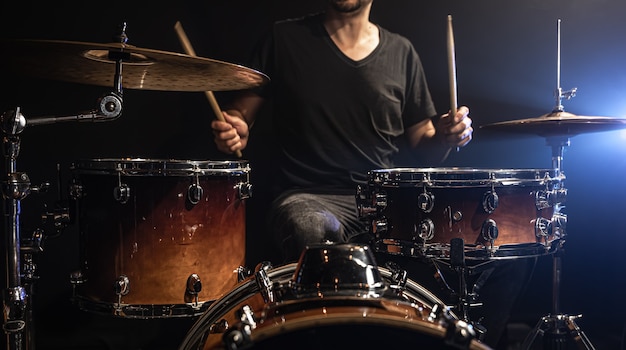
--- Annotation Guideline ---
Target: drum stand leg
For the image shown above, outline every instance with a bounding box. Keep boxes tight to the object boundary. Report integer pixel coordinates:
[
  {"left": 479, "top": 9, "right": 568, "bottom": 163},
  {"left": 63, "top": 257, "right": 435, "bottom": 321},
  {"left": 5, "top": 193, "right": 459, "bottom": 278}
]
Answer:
[
  {"left": 521, "top": 251, "right": 595, "bottom": 350},
  {"left": 445, "top": 238, "right": 490, "bottom": 340}
]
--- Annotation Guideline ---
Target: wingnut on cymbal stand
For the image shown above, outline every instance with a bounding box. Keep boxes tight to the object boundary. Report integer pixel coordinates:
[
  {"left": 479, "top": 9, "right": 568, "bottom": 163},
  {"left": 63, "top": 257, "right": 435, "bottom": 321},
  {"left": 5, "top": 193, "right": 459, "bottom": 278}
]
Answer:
[{"left": 1, "top": 26, "right": 126, "bottom": 350}]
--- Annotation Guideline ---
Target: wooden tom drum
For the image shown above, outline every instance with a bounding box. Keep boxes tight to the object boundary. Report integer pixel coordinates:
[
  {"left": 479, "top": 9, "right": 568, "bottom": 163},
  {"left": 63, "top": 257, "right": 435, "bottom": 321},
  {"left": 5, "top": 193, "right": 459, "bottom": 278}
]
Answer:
[{"left": 70, "top": 158, "right": 251, "bottom": 318}]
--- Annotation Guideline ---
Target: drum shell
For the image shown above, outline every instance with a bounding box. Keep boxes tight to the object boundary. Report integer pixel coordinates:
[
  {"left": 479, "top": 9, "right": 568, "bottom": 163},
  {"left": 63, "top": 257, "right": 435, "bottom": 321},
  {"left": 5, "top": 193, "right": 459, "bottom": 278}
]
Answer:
[
  {"left": 71, "top": 159, "right": 249, "bottom": 314},
  {"left": 180, "top": 263, "right": 491, "bottom": 350},
  {"left": 361, "top": 168, "right": 566, "bottom": 259}
]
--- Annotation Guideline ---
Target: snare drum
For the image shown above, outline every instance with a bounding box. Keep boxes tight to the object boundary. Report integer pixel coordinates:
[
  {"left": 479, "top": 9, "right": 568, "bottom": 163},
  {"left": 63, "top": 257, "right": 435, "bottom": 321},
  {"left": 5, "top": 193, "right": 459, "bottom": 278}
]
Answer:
[
  {"left": 70, "top": 158, "right": 251, "bottom": 318},
  {"left": 357, "top": 168, "right": 567, "bottom": 260},
  {"left": 180, "top": 243, "right": 491, "bottom": 350}
]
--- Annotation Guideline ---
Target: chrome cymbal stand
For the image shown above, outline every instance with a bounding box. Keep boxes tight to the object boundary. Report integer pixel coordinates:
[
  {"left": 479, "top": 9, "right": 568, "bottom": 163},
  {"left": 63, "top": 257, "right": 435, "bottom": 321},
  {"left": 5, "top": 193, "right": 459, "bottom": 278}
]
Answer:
[
  {"left": 522, "top": 20, "right": 594, "bottom": 349},
  {"left": 1, "top": 97, "right": 123, "bottom": 350},
  {"left": 521, "top": 135, "right": 595, "bottom": 350},
  {"left": 2, "top": 107, "right": 31, "bottom": 350},
  {"left": 2, "top": 23, "right": 127, "bottom": 350}
]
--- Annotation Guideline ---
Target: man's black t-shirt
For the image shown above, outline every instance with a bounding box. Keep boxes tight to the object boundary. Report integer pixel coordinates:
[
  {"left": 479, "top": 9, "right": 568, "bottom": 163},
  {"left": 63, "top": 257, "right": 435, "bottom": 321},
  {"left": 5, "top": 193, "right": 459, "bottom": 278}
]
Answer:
[{"left": 250, "top": 13, "right": 437, "bottom": 192}]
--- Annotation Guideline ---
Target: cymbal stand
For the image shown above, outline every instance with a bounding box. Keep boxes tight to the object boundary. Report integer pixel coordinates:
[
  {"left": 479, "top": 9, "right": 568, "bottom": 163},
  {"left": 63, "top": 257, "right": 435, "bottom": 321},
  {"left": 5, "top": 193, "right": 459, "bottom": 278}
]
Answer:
[
  {"left": 2, "top": 101, "right": 123, "bottom": 350},
  {"left": 2, "top": 107, "right": 30, "bottom": 350},
  {"left": 2, "top": 23, "right": 129, "bottom": 350},
  {"left": 522, "top": 18, "right": 595, "bottom": 349},
  {"left": 521, "top": 136, "right": 595, "bottom": 349}
]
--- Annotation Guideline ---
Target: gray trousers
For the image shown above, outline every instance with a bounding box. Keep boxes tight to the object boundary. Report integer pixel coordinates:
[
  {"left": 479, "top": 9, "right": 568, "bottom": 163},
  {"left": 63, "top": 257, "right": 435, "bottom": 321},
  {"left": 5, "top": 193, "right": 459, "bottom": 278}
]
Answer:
[{"left": 267, "top": 189, "right": 366, "bottom": 263}]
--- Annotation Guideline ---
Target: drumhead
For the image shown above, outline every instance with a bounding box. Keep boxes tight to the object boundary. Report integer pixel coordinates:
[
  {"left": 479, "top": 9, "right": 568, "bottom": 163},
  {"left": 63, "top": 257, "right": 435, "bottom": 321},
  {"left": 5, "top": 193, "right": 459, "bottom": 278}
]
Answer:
[
  {"left": 368, "top": 167, "right": 563, "bottom": 188},
  {"left": 71, "top": 158, "right": 250, "bottom": 176}
]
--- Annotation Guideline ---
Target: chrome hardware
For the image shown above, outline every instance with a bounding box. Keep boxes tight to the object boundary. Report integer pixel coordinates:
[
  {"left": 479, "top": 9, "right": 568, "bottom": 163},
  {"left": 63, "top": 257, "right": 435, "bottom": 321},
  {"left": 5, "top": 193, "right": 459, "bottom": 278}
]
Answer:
[
  {"left": 113, "top": 172, "right": 130, "bottom": 204},
  {"left": 535, "top": 217, "right": 552, "bottom": 239},
  {"left": 373, "top": 217, "right": 388, "bottom": 236},
  {"left": 536, "top": 188, "right": 568, "bottom": 210},
  {"left": 187, "top": 183, "right": 203, "bottom": 205},
  {"left": 236, "top": 182, "right": 253, "bottom": 200},
  {"left": 417, "top": 218, "right": 435, "bottom": 241},
  {"left": 445, "top": 206, "right": 463, "bottom": 229},
  {"left": 417, "top": 190, "right": 435, "bottom": 213},
  {"left": 186, "top": 274, "right": 202, "bottom": 295},
  {"left": 255, "top": 262, "right": 273, "bottom": 303},
  {"left": 482, "top": 190, "right": 499, "bottom": 214},
  {"left": 481, "top": 219, "right": 498, "bottom": 241},
  {"left": 114, "top": 275, "right": 130, "bottom": 296}
]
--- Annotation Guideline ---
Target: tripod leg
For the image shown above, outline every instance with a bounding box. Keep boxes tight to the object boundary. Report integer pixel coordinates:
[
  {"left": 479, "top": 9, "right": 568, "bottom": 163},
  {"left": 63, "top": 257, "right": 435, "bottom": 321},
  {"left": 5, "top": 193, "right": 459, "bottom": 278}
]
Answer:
[
  {"left": 521, "top": 315, "right": 547, "bottom": 349},
  {"left": 521, "top": 314, "right": 596, "bottom": 350},
  {"left": 566, "top": 316, "right": 596, "bottom": 350}
]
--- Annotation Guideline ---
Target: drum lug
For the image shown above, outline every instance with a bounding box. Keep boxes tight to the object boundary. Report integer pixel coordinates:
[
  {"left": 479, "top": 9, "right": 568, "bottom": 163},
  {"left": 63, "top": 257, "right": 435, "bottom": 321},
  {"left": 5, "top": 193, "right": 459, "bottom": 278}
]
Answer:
[
  {"left": 481, "top": 190, "right": 499, "bottom": 214},
  {"left": 255, "top": 262, "right": 274, "bottom": 303},
  {"left": 235, "top": 182, "right": 252, "bottom": 200},
  {"left": 187, "top": 183, "right": 203, "bottom": 205},
  {"left": 536, "top": 188, "right": 568, "bottom": 210},
  {"left": 113, "top": 183, "right": 130, "bottom": 204},
  {"left": 551, "top": 210, "right": 567, "bottom": 239},
  {"left": 534, "top": 217, "right": 553, "bottom": 239},
  {"left": 235, "top": 266, "right": 253, "bottom": 282},
  {"left": 416, "top": 218, "right": 435, "bottom": 242},
  {"left": 114, "top": 275, "right": 130, "bottom": 297},
  {"left": 417, "top": 191, "right": 435, "bottom": 213},
  {"left": 185, "top": 273, "right": 202, "bottom": 304},
  {"left": 383, "top": 261, "right": 408, "bottom": 295},
  {"left": 480, "top": 219, "right": 499, "bottom": 242}
]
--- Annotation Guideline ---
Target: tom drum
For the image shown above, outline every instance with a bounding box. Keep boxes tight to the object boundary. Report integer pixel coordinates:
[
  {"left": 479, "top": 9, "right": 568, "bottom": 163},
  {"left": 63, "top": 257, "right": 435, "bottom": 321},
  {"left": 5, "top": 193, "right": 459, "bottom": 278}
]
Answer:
[{"left": 70, "top": 158, "right": 251, "bottom": 318}]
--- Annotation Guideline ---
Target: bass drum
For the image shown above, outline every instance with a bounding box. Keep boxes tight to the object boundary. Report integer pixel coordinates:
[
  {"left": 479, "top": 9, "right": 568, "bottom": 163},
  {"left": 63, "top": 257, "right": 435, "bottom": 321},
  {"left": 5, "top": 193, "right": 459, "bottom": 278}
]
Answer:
[{"left": 179, "top": 243, "right": 491, "bottom": 350}]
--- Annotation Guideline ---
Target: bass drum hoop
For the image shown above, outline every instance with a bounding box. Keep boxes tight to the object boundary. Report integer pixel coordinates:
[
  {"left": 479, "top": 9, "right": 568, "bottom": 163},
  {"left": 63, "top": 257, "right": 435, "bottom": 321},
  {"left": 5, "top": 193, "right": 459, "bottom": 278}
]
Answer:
[{"left": 179, "top": 262, "right": 456, "bottom": 350}]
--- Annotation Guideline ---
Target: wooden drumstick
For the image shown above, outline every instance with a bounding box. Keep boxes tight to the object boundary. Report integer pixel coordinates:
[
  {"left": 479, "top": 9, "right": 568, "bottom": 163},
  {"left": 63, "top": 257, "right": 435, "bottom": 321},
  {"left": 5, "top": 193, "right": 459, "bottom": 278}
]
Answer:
[
  {"left": 447, "top": 15, "right": 460, "bottom": 153},
  {"left": 174, "top": 21, "right": 243, "bottom": 158}
]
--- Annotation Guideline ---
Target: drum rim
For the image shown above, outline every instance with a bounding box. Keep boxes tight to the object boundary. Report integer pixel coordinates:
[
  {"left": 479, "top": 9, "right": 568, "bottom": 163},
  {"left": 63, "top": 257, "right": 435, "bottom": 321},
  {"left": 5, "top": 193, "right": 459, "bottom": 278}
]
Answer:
[
  {"left": 368, "top": 167, "right": 563, "bottom": 187},
  {"left": 70, "top": 158, "right": 250, "bottom": 176},
  {"left": 179, "top": 262, "right": 454, "bottom": 350}
]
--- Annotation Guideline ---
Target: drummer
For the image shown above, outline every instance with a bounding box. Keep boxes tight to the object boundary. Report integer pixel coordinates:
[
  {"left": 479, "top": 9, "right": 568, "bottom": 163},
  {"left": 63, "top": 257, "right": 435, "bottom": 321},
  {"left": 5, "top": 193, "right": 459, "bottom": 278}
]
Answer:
[
  {"left": 209, "top": 0, "right": 526, "bottom": 348},
  {"left": 212, "top": 0, "right": 470, "bottom": 260}
]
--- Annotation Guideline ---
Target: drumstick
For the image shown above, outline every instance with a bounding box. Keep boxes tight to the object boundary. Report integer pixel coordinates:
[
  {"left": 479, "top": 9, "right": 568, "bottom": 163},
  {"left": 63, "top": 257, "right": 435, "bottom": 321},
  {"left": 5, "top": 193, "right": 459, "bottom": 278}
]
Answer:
[
  {"left": 174, "top": 21, "right": 243, "bottom": 158},
  {"left": 447, "top": 15, "right": 460, "bottom": 153}
]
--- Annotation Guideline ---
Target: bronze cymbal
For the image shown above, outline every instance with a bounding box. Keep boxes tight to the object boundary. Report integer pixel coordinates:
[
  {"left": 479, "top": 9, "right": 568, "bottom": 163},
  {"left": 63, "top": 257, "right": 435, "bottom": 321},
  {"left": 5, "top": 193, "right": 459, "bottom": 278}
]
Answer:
[
  {"left": 1, "top": 39, "right": 269, "bottom": 92},
  {"left": 480, "top": 111, "right": 626, "bottom": 137}
]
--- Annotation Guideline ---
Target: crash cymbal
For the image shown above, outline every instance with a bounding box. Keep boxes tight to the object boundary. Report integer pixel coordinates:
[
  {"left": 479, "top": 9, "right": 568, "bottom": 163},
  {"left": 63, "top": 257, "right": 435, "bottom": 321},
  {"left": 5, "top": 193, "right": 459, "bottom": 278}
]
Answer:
[
  {"left": 1, "top": 39, "right": 269, "bottom": 92},
  {"left": 480, "top": 111, "right": 626, "bottom": 137}
]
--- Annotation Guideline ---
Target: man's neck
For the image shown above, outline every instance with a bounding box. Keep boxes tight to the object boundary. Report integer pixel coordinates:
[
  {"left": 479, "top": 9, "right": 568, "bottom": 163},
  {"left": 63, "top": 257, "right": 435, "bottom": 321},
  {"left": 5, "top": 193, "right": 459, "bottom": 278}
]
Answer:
[{"left": 323, "top": 6, "right": 379, "bottom": 61}]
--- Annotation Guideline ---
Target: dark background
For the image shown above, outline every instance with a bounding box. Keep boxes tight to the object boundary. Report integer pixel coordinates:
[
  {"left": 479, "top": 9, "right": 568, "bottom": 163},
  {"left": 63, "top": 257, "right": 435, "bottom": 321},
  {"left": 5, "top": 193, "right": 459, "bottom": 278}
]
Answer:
[{"left": 1, "top": 1, "right": 625, "bottom": 349}]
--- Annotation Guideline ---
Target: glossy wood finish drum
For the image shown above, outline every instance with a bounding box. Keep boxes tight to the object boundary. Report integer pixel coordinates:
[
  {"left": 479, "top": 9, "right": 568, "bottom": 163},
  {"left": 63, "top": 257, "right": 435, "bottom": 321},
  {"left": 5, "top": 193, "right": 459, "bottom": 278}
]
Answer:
[
  {"left": 70, "top": 158, "right": 251, "bottom": 318},
  {"left": 357, "top": 168, "right": 567, "bottom": 260},
  {"left": 180, "top": 243, "right": 491, "bottom": 350}
]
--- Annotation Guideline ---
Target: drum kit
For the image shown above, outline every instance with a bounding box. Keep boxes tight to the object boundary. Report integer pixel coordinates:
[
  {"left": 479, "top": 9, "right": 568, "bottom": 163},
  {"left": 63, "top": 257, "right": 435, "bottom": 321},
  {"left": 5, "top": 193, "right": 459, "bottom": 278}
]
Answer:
[{"left": 2, "top": 21, "right": 626, "bottom": 350}]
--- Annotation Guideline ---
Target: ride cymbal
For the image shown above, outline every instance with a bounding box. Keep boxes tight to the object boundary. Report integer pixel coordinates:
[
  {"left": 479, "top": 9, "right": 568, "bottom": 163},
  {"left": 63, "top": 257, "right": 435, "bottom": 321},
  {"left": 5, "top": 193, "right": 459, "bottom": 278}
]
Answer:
[
  {"left": 1, "top": 39, "right": 269, "bottom": 92},
  {"left": 480, "top": 111, "right": 626, "bottom": 137}
]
